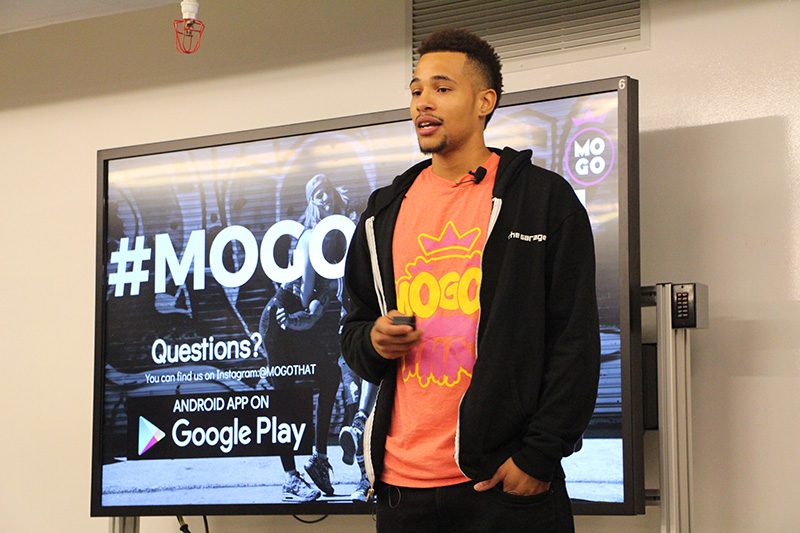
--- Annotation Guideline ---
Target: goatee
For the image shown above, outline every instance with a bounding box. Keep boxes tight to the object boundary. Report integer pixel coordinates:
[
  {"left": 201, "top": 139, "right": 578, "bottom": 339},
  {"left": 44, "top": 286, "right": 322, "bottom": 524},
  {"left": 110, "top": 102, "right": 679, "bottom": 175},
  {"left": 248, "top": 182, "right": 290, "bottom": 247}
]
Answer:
[{"left": 418, "top": 136, "right": 447, "bottom": 155}]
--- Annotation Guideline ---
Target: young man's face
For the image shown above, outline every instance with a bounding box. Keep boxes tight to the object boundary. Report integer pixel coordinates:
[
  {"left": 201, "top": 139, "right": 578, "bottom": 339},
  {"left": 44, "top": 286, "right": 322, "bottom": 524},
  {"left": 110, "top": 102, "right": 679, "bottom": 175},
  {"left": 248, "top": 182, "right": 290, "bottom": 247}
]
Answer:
[{"left": 409, "top": 51, "right": 493, "bottom": 156}]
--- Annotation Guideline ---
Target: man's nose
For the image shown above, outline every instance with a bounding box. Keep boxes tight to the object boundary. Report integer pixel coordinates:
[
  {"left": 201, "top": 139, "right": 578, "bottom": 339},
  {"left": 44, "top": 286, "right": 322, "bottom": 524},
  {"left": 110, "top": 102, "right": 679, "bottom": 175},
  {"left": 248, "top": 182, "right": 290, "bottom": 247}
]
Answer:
[{"left": 416, "top": 92, "right": 433, "bottom": 111}]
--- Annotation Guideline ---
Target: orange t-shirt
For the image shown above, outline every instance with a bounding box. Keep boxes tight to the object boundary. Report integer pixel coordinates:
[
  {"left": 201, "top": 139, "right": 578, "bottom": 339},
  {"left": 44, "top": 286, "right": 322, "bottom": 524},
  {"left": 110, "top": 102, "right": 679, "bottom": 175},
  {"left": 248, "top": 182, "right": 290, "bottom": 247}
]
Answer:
[{"left": 382, "top": 153, "right": 499, "bottom": 488}]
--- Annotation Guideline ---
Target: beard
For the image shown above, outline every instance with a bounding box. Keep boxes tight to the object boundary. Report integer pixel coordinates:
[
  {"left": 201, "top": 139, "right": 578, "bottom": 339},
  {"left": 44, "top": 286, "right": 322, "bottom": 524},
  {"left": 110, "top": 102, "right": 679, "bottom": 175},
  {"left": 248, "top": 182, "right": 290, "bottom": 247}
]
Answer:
[{"left": 418, "top": 135, "right": 447, "bottom": 155}]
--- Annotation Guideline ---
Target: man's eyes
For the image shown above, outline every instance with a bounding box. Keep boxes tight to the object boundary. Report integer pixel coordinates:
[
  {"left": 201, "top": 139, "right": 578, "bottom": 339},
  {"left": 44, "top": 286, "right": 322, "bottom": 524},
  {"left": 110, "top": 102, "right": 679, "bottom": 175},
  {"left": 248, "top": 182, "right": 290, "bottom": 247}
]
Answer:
[{"left": 410, "top": 87, "right": 451, "bottom": 95}]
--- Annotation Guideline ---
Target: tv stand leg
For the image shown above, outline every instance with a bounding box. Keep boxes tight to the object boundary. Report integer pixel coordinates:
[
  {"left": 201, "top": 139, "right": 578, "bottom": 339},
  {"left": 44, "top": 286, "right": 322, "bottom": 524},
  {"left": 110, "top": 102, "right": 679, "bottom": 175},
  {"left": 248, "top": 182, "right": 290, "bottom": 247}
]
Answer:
[{"left": 109, "top": 516, "right": 139, "bottom": 533}]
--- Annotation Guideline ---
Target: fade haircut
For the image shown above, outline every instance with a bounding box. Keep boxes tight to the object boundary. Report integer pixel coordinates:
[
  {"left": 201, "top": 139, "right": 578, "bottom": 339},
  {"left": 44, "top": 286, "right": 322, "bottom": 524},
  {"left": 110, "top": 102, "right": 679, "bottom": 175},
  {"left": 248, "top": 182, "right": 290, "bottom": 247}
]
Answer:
[{"left": 417, "top": 28, "right": 503, "bottom": 126}]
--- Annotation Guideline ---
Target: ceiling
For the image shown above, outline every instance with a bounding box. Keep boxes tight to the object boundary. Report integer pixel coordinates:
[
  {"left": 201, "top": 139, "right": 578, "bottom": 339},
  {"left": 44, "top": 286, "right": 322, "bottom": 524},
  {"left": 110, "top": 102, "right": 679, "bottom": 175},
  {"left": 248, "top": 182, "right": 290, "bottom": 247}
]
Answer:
[{"left": 0, "top": 0, "right": 176, "bottom": 35}]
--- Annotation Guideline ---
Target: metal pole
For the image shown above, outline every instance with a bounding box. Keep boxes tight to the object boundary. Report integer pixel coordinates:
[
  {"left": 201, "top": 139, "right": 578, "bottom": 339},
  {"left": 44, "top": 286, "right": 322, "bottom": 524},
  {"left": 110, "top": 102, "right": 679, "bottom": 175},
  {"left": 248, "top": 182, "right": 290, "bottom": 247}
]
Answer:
[
  {"left": 656, "top": 283, "right": 678, "bottom": 531},
  {"left": 676, "top": 328, "right": 693, "bottom": 530},
  {"left": 656, "top": 283, "right": 694, "bottom": 532},
  {"left": 109, "top": 516, "right": 140, "bottom": 533}
]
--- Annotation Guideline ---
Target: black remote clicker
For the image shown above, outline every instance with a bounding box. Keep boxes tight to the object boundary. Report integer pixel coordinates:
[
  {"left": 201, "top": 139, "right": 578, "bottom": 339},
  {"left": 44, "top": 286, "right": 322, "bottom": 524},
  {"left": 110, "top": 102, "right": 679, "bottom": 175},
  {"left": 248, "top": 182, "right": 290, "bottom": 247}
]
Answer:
[{"left": 391, "top": 315, "right": 416, "bottom": 329}]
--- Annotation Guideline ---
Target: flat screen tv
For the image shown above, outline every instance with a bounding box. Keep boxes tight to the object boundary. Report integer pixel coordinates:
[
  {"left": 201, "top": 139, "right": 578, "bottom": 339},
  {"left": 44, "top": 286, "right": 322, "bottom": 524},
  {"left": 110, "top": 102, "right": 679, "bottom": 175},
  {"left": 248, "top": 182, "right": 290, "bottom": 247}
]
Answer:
[{"left": 92, "top": 76, "right": 642, "bottom": 517}]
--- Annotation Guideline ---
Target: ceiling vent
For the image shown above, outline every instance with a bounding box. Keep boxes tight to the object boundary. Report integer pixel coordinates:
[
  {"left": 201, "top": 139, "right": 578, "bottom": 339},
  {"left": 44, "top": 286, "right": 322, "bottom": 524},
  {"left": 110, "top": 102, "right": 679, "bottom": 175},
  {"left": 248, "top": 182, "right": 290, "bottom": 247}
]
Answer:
[{"left": 412, "top": 0, "right": 649, "bottom": 71}]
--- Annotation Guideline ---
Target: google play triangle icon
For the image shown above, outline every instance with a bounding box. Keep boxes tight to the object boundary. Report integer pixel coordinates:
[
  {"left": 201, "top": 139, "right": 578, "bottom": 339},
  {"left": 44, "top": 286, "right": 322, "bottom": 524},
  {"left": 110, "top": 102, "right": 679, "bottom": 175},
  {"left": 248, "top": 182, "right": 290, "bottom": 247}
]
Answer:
[{"left": 138, "top": 416, "right": 166, "bottom": 456}]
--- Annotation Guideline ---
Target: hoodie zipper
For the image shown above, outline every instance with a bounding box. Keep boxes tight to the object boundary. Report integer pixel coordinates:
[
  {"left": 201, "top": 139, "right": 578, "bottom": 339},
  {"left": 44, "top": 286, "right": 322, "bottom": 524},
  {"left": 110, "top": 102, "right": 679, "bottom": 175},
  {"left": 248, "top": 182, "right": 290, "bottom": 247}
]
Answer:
[{"left": 454, "top": 197, "right": 503, "bottom": 476}]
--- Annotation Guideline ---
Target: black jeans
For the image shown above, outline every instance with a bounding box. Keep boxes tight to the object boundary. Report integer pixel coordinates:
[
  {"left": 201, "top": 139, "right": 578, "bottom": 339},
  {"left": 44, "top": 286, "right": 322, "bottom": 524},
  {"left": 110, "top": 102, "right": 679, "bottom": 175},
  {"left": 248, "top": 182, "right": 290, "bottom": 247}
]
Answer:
[{"left": 375, "top": 477, "right": 574, "bottom": 532}]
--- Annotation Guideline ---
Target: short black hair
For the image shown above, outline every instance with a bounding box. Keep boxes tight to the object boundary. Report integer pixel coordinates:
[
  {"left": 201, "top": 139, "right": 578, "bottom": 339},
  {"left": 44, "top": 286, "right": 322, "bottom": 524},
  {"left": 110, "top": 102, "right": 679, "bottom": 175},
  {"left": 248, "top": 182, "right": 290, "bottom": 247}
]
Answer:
[{"left": 417, "top": 28, "right": 503, "bottom": 125}]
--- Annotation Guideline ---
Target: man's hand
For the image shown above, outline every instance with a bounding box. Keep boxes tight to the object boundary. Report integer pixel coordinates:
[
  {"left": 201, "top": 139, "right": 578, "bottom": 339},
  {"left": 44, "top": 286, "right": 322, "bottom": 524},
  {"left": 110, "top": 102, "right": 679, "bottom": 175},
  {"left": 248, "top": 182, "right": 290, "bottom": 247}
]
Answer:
[
  {"left": 473, "top": 457, "right": 551, "bottom": 496},
  {"left": 370, "top": 310, "right": 424, "bottom": 360}
]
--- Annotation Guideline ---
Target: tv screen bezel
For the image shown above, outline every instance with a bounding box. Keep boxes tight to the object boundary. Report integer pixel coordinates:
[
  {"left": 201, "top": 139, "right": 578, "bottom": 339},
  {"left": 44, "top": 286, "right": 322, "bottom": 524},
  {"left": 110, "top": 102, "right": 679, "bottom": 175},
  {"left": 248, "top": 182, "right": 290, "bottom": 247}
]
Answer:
[{"left": 91, "top": 76, "right": 642, "bottom": 517}]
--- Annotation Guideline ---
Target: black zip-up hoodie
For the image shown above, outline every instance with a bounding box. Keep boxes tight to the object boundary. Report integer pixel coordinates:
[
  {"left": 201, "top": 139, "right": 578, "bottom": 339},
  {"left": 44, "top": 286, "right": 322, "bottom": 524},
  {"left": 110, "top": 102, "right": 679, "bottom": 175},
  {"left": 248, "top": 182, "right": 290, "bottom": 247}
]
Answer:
[{"left": 341, "top": 146, "right": 600, "bottom": 488}]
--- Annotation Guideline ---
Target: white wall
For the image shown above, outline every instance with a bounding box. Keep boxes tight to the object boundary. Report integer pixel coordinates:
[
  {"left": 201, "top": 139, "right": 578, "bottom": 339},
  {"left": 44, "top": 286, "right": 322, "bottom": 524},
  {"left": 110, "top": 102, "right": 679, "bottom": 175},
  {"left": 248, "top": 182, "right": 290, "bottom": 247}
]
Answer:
[{"left": 1, "top": 0, "right": 798, "bottom": 531}]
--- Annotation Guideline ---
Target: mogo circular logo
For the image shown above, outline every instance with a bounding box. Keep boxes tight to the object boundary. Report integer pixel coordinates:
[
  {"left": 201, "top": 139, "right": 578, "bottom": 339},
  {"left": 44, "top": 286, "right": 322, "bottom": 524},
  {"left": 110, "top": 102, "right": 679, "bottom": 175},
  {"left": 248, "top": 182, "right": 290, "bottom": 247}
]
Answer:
[{"left": 564, "top": 110, "right": 615, "bottom": 187}]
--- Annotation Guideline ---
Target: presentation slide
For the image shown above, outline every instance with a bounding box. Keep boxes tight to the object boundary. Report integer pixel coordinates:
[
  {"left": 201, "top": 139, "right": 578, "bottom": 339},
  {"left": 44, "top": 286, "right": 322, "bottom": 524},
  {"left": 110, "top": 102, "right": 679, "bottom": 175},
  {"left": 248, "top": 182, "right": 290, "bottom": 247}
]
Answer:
[{"left": 96, "top": 90, "right": 625, "bottom": 511}]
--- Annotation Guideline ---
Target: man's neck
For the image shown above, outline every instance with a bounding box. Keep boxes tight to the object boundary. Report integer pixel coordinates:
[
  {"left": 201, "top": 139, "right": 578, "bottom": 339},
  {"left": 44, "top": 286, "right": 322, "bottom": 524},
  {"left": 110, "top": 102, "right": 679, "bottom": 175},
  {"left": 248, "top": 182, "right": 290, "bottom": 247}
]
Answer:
[{"left": 430, "top": 144, "right": 493, "bottom": 183}]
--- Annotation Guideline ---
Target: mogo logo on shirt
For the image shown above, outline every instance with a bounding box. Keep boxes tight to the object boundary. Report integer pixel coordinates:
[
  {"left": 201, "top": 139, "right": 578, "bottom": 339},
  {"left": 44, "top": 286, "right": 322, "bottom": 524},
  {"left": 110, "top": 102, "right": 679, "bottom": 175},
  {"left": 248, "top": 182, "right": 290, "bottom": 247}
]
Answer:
[
  {"left": 396, "top": 221, "right": 481, "bottom": 318},
  {"left": 395, "top": 221, "right": 481, "bottom": 387}
]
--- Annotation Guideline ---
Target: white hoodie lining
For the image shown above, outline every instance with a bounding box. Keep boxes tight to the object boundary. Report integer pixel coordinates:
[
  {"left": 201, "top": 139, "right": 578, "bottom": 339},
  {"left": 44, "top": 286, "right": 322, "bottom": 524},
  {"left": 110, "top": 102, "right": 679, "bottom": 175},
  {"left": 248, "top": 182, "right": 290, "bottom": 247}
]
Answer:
[
  {"left": 363, "top": 215, "right": 387, "bottom": 487},
  {"left": 365, "top": 216, "right": 388, "bottom": 317}
]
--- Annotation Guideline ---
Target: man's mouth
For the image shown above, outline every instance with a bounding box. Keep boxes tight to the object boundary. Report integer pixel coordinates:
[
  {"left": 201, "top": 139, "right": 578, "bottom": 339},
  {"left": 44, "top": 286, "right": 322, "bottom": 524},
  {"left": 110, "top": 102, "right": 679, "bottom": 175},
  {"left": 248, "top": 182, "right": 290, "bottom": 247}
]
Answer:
[{"left": 416, "top": 116, "right": 442, "bottom": 135}]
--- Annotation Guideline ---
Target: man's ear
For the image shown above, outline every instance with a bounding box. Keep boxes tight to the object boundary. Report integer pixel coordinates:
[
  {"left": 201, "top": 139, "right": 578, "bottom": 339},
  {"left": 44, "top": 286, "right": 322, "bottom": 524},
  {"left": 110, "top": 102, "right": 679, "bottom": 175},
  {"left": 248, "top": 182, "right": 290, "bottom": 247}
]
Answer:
[{"left": 477, "top": 89, "right": 498, "bottom": 119}]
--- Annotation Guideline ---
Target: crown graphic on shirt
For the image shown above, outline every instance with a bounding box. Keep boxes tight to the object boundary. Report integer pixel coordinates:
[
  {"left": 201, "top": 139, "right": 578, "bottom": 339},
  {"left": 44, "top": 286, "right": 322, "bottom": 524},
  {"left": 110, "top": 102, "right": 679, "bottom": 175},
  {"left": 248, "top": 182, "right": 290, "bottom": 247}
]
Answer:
[{"left": 418, "top": 221, "right": 480, "bottom": 256}]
